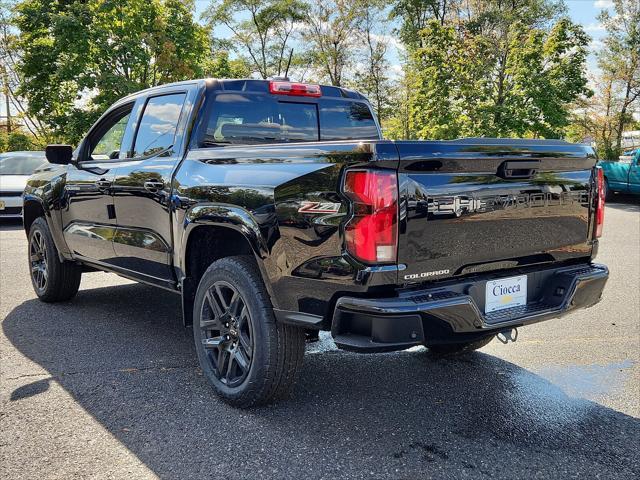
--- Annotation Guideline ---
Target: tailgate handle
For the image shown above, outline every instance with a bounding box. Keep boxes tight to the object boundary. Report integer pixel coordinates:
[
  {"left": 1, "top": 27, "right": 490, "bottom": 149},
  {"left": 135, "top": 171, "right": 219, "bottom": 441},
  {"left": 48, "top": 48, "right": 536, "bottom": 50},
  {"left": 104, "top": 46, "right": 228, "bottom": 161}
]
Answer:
[{"left": 499, "top": 160, "right": 540, "bottom": 179}]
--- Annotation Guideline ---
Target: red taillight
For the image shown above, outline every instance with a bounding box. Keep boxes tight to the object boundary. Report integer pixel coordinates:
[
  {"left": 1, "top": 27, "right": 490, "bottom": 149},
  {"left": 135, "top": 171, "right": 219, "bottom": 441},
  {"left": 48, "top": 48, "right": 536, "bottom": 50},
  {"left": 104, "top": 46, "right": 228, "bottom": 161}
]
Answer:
[
  {"left": 595, "top": 167, "right": 605, "bottom": 238},
  {"left": 343, "top": 170, "right": 398, "bottom": 263},
  {"left": 269, "top": 81, "right": 322, "bottom": 97}
]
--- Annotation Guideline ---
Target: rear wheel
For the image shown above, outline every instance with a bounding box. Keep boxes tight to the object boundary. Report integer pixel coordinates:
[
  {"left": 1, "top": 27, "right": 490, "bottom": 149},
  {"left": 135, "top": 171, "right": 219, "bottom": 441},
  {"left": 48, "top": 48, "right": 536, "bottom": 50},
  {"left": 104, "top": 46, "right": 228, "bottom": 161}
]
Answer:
[
  {"left": 193, "top": 256, "right": 305, "bottom": 408},
  {"left": 28, "top": 217, "right": 82, "bottom": 302},
  {"left": 426, "top": 335, "right": 495, "bottom": 357},
  {"left": 604, "top": 177, "right": 614, "bottom": 201}
]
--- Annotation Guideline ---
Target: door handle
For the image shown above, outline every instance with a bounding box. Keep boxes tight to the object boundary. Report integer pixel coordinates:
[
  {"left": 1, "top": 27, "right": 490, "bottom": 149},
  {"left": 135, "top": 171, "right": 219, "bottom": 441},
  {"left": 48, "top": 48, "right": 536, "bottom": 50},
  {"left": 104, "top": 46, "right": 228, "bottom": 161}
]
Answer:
[
  {"left": 95, "top": 178, "right": 112, "bottom": 191},
  {"left": 144, "top": 179, "right": 165, "bottom": 192}
]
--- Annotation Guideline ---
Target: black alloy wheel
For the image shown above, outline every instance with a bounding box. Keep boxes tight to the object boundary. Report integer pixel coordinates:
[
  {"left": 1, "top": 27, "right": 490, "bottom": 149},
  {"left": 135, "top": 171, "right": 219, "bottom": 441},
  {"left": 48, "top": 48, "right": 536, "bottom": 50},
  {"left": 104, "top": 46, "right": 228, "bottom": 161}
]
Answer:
[
  {"left": 29, "top": 229, "right": 48, "bottom": 293},
  {"left": 27, "top": 217, "right": 82, "bottom": 302},
  {"left": 192, "top": 256, "right": 305, "bottom": 407},
  {"left": 199, "top": 281, "right": 254, "bottom": 388}
]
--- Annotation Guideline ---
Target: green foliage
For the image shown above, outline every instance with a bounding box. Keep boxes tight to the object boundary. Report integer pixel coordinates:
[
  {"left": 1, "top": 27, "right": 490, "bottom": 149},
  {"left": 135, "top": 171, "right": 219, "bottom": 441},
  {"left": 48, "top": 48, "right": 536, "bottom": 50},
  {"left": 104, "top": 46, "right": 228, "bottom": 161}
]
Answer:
[
  {"left": 16, "top": 0, "right": 209, "bottom": 143},
  {"left": 6, "top": 130, "right": 32, "bottom": 150},
  {"left": 202, "top": 51, "right": 251, "bottom": 78},
  {"left": 389, "top": 0, "right": 448, "bottom": 49},
  {"left": 6, "top": 0, "right": 607, "bottom": 147},
  {"left": 0, "top": 128, "right": 46, "bottom": 152},
  {"left": 596, "top": 0, "right": 639, "bottom": 153},
  {"left": 408, "top": 21, "right": 467, "bottom": 139},
  {"left": 406, "top": 12, "right": 590, "bottom": 140}
]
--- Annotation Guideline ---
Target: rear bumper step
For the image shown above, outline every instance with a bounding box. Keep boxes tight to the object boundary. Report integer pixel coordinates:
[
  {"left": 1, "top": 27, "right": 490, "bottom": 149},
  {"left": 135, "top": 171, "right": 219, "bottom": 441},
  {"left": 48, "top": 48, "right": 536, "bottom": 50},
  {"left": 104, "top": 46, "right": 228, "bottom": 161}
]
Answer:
[{"left": 331, "top": 263, "right": 608, "bottom": 352}]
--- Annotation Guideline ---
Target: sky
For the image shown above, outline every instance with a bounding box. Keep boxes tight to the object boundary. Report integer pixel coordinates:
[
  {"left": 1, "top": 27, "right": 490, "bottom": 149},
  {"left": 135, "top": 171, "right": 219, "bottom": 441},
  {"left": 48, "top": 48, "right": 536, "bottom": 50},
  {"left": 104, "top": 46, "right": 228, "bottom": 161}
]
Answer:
[
  {"left": 566, "top": 0, "right": 613, "bottom": 76},
  {"left": 192, "top": 0, "right": 613, "bottom": 80}
]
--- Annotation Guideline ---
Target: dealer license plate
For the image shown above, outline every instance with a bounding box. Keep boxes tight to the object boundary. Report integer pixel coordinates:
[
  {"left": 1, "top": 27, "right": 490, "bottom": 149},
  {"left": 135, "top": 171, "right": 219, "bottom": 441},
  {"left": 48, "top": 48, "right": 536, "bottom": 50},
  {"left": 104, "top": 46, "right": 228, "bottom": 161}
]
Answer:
[{"left": 485, "top": 275, "right": 527, "bottom": 313}]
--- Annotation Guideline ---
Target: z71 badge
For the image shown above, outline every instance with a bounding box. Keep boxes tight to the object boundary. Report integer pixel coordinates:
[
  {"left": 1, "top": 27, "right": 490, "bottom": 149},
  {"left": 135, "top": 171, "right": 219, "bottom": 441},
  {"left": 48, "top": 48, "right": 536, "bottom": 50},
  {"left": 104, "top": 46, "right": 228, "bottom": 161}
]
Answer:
[{"left": 298, "top": 201, "right": 341, "bottom": 214}]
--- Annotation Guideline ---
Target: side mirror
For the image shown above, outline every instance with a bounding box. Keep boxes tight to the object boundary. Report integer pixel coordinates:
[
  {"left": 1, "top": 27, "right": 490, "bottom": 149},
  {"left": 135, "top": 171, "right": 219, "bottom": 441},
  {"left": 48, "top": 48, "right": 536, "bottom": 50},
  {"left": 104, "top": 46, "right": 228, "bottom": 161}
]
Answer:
[{"left": 45, "top": 144, "right": 73, "bottom": 165}]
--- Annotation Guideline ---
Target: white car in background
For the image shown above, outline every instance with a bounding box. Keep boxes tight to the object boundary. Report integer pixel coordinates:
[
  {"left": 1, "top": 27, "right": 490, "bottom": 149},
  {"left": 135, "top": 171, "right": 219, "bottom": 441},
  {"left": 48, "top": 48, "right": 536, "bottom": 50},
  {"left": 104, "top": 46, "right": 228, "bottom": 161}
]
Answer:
[{"left": 0, "top": 151, "right": 47, "bottom": 219}]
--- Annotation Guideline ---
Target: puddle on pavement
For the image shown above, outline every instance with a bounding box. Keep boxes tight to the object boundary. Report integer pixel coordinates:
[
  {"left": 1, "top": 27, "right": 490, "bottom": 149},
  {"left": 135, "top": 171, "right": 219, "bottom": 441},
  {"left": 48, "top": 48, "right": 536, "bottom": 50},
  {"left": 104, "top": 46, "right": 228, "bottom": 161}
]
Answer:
[
  {"left": 535, "top": 360, "right": 634, "bottom": 398},
  {"left": 305, "top": 332, "right": 635, "bottom": 429},
  {"left": 509, "top": 360, "right": 634, "bottom": 428}
]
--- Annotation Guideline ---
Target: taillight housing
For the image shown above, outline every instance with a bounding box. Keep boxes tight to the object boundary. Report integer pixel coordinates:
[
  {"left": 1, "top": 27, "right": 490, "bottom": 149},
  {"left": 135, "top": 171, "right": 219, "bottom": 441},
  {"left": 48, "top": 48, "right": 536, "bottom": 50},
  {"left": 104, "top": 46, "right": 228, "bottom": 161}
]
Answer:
[
  {"left": 269, "top": 81, "right": 322, "bottom": 97},
  {"left": 343, "top": 170, "right": 398, "bottom": 263},
  {"left": 595, "top": 166, "right": 605, "bottom": 238}
]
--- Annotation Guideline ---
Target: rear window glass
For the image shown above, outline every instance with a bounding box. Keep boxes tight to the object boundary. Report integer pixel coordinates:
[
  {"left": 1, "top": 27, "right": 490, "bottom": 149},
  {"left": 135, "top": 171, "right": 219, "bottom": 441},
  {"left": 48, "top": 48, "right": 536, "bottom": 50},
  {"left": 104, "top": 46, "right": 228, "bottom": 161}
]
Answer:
[
  {"left": 202, "top": 94, "right": 318, "bottom": 146},
  {"left": 319, "top": 100, "right": 379, "bottom": 141},
  {"left": 199, "top": 93, "right": 379, "bottom": 146}
]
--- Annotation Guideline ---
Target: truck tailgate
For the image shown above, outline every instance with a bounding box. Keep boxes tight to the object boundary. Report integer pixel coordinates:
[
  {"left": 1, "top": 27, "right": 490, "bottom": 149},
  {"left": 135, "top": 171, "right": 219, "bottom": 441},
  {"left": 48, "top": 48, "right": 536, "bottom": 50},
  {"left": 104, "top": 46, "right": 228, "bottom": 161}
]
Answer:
[{"left": 396, "top": 139, "right": 597, "bottom": 284}]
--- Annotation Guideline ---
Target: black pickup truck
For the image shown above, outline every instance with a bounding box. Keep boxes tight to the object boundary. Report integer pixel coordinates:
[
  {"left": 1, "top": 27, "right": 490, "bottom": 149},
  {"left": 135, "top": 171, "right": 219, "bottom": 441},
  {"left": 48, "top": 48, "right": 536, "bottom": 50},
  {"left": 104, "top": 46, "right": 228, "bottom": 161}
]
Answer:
[{"left": 24, "top": 78, "right": 608, "bottom": 407}]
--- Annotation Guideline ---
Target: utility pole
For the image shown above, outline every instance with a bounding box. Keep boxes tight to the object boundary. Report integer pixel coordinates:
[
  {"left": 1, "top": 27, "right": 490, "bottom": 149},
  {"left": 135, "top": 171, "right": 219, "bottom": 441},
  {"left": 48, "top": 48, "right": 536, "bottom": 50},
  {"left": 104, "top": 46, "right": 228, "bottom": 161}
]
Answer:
[{"left": 2, "top": 65, "right": 10, "bottom": 134}]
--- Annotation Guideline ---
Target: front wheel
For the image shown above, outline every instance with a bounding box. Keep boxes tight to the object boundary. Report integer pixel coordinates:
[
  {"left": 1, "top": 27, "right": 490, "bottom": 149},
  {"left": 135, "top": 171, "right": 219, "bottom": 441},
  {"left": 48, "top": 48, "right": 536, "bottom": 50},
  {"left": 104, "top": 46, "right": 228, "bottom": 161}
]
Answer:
[
  {"left": 28, "top": 217, "right": 82, "bottom": 302},
  {"left": 193, "top": 256, "right": 305, "bottom": 408}
]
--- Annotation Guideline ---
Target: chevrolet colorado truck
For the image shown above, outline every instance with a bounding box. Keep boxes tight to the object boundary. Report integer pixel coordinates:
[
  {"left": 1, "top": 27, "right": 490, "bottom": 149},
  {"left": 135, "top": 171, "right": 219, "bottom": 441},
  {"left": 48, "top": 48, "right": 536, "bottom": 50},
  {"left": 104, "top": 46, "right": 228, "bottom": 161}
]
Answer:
[{"left": 24, "top": 78, "right": 609, "bottom": 407}]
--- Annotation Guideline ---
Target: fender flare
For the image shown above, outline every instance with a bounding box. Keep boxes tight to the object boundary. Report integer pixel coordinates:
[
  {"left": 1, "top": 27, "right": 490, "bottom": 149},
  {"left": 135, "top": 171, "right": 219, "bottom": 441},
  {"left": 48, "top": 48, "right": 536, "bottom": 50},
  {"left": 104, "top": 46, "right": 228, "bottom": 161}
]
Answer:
[
  {"left": 22, "top": 193, "right": 72, "bottom": 262},
  {"left": 178, "top": 203, "right": 278, "bottom": 324}
]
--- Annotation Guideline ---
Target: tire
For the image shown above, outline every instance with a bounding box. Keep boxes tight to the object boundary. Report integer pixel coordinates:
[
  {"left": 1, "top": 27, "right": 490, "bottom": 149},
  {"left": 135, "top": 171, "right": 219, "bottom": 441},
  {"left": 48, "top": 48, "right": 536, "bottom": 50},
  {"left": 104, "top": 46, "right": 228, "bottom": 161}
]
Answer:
[
  {"left": 426, "top": 335, "right": 495, "bottom": 357},
  {"left": 604, "top": 178, "right": 614, "bottom": 201},
  {"left": 28, "top": 217, "right": 82, "bottom": 302},
  {"left": 193, "top": 255, "right": 305, "bottom": 408}
]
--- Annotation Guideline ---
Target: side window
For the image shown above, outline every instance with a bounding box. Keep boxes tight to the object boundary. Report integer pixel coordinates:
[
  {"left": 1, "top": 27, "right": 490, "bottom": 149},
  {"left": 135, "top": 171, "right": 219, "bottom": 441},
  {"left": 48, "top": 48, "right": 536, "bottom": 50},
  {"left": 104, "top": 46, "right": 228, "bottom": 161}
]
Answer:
[
  {"left": 201, "top": 93, "right": 318, "bottom": 146},
  {"left": 132, "top": 93, "right": 186, "bottom": 158},
  {"left": 90, "top": 110, "right": 132, "bottom": 161},
  {"left": 319, "top": 101, "right": 379, "bottom": 141}
]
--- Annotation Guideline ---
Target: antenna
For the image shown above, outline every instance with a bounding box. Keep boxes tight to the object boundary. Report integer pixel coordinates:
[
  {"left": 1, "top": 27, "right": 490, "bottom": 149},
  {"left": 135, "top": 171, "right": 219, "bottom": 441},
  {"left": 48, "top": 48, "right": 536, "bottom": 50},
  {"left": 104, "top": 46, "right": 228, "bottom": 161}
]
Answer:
[{"left": 284, "top": 48, "right": 294, "bottom": 80}]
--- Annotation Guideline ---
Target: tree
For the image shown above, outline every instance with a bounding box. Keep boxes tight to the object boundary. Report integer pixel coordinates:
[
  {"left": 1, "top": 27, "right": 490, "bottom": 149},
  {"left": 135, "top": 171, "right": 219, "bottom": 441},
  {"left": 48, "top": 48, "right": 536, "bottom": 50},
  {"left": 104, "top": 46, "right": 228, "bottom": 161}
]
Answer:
[
  {"left": 382, "top": 67, "right": 415, "bottom": 139},
  {"left": 0, "top": 0, "right": 49, "bottom": 140},
  {"left": 202, "top": 51, "right": 251, "bottom": 79},
  {"left": 597, "top": 0, "right": 640, "bottom": 153},
  {"left": 390, "top": 0, "right": 452, "bottom": 50},
  {"left": 302, "top": 0, "right": 362, "bottom": 86},
  {"left": 204, "top": 0, "right": 307, "bottom": 80},
  {"left": 16, "top": 0, "right": 209, "bottom": 143},
  {"left": 408, "top": 21, "right": 469, "bottom": 139},
  {"left": 351, "top": 0, "right": 394, "bottom": 121},
  {"left": 406, "top": 2, "right": 590, "bottom": 139}
]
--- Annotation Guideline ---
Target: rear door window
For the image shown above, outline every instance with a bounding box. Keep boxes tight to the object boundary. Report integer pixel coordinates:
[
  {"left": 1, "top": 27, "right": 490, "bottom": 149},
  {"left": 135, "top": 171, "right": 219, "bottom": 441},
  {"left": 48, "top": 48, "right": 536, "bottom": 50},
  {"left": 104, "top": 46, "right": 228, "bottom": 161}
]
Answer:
[
  {"left": 91, "top": 112, "right": 131, "bottom": 160},
  {"left": 319, "top": 100, "right": 379, "bottom": 141},
  {"left": 132, "top": 93, "right": 186, "bottom": 158},
  {"left": 202, "top": 94, "right": 318, "bottom": 146}
]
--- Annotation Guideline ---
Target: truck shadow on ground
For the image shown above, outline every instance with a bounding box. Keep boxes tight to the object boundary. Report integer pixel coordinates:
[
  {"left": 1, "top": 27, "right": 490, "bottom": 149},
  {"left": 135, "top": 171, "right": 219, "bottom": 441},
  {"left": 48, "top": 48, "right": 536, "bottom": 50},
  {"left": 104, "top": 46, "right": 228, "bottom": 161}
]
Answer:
[
  {"left": 0, "top": 219, "right": 24, "bottom": 231},
  {"left": 605, "top": 194, "right": 639, "bottom": 213},
  {"left": 3, "top": 282, "right": 639, "bottom": 479}
]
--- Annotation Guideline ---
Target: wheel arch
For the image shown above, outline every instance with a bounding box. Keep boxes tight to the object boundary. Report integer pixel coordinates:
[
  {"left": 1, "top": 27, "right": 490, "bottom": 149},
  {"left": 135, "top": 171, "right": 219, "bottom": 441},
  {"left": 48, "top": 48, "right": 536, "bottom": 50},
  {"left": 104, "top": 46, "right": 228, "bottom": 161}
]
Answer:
[
  {"left": 22, "top": 196, "right": 71, "bottom": 262},
  {"left": 22, "top": 197, "right": 46, "bottom": 234},
  {"left": 178, "top": 204, "right": 276, "bottom": 326}
]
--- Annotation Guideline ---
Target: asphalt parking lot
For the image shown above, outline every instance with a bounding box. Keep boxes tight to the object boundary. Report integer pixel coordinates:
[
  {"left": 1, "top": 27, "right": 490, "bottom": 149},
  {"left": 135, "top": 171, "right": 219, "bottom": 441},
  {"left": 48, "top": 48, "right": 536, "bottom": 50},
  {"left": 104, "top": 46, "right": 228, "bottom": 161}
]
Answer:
[{"left": 1, "top": 198, "right": 639, "bottom": 480}]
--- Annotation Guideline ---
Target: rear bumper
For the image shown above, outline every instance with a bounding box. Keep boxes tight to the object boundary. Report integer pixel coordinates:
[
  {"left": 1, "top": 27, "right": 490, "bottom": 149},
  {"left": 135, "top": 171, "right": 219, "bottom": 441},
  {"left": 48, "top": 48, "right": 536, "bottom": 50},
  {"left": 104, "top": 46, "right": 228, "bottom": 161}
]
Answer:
[
  {"left": 331, "top": 263, "right": 608, "bottom": 352},
  {"left": 0, "top": 195, "right": 23, "bottom": 218}
]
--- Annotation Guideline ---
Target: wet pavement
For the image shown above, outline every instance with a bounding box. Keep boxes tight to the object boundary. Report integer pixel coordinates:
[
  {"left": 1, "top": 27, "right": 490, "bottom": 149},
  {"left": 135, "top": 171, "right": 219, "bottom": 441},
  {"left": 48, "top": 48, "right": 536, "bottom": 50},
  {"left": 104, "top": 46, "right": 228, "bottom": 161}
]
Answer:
[{"left": 1, "top": 197, "right": 639, "bottom": 479}]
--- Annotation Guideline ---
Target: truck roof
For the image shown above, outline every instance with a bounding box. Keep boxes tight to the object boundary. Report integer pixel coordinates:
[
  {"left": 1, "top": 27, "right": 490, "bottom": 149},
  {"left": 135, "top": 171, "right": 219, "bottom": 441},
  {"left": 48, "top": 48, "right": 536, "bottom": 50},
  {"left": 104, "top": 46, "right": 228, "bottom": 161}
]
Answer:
[{"left": 119, "top": 78, "right": 369, "bottom": 102}]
